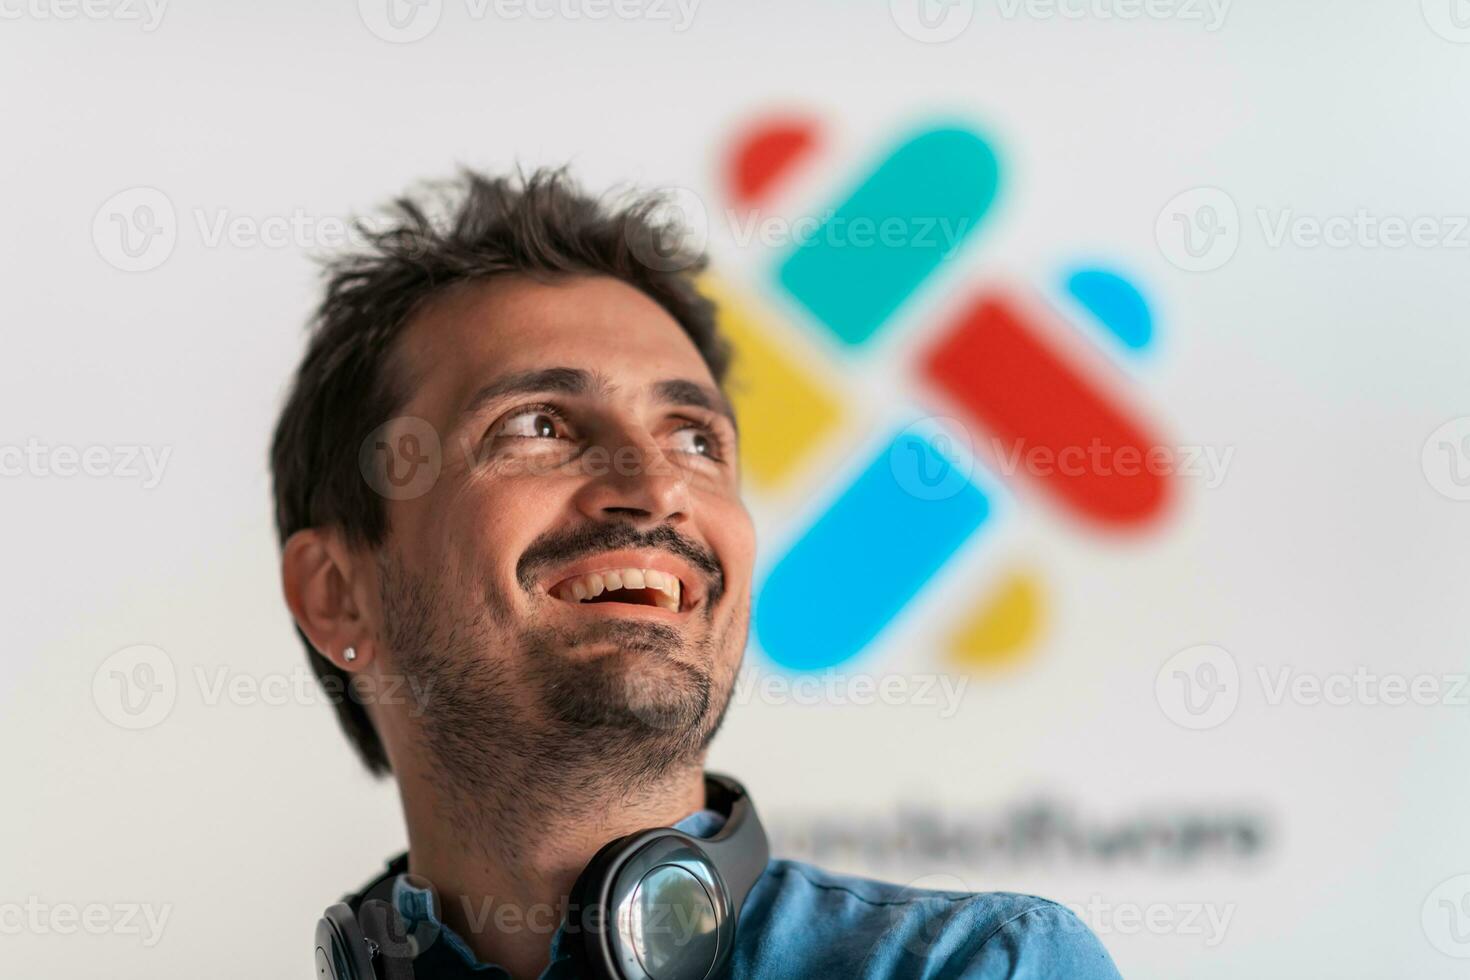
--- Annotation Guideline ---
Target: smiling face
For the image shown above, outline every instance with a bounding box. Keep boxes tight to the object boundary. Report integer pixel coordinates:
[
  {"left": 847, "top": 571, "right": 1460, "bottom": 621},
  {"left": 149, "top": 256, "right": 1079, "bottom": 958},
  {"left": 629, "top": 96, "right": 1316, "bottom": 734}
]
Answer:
[{"left": 365, "top": 273, "right": 754, "bottom": 794}]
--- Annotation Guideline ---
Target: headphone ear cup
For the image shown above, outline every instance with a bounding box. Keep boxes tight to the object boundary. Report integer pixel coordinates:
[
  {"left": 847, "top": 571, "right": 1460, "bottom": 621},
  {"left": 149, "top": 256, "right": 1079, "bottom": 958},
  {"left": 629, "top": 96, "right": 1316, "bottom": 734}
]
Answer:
[
  {"left": 568, "top": 832, "right": 639, "bottom": 978},
  {"left": 357, "top": 898, "right": 417, "bottom": 980},
  {"left": 569, "top": 831, "right": 734, "bottom": 980},
  {"left": 316, "top": 903, "right": 376, "bottom": 980}
]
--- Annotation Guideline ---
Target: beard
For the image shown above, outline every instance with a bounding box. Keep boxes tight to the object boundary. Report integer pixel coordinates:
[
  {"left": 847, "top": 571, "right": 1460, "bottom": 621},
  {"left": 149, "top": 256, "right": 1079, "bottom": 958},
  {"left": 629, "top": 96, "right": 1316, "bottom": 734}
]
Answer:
[
  {"left": 375, "top": 548, "right": 737, "bottom": 852},
  {"left": 526, "top": 619, "right": 713, "bottom": 735}
]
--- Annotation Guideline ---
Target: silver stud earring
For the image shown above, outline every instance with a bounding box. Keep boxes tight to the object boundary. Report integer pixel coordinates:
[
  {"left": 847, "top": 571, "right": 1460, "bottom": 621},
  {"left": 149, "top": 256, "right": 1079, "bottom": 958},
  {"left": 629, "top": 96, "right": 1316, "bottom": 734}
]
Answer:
[{"left": 344, "top": 646, "right": 357, "bottom": 663}]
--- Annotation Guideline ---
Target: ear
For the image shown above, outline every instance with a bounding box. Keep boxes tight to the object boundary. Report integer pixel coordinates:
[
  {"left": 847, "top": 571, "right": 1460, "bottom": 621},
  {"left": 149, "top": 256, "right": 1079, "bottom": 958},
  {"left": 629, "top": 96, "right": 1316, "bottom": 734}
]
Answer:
[{"left": 281, "top": 528, "right": 377, "bottom": 672}]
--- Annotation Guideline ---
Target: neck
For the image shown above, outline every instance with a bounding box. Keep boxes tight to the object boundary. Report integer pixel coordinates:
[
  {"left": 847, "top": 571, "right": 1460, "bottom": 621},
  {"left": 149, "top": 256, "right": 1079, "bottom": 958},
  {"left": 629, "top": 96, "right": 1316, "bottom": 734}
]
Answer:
[{"left": 398, "top": 760, "right": 707, "bottom": 979}]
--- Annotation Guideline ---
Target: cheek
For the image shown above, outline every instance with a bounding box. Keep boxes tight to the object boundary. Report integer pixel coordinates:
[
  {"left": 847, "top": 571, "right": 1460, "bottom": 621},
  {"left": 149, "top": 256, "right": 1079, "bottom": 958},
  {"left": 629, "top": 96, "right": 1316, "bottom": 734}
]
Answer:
[
  {"left": 448, "top": 476, "right": 568, "bottom": 589},
  {"left": 703, "top": 496, "right": 756, "bottom": 597}
]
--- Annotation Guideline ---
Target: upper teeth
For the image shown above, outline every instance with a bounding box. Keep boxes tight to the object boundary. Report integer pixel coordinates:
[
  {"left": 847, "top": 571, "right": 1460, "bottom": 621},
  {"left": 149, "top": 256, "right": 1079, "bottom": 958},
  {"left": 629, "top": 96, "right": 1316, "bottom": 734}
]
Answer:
[{"left": 555, "top": 568, "right": 682, "bottom": 611}]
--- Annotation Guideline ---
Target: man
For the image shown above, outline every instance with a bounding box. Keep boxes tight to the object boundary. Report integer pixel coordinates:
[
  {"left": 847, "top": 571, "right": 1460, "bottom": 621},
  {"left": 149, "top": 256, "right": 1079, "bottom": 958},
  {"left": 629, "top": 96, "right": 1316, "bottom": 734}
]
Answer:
[{"left": 272, "top": 168, "right": 1122, "bottom": 978}]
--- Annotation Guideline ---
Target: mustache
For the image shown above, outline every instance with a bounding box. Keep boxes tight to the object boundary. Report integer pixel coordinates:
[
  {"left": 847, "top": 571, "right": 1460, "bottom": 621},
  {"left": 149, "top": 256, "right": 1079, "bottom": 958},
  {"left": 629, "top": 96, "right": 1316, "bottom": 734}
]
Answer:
[{"left": 516, "top": 522, "right": 724, "bottom": 602}]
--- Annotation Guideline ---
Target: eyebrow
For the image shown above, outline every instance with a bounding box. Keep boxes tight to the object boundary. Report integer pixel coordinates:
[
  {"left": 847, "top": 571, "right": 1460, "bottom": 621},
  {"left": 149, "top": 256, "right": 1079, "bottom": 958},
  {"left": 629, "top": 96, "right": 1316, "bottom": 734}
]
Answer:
[
  {"left": 651, "top": 378, "right": 739, "bottom": 436},
  {"left": 459, "top": 366, "right": 739, "bottom": 436},
  {"left": 460, "top": 367, "right": 603, "bottom": 419}
]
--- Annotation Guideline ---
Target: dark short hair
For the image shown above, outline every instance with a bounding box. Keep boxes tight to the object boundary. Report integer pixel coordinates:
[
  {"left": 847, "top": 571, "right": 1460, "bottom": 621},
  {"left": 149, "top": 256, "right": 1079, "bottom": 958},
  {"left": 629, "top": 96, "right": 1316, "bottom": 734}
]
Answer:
[{"left": 269, "top": 167, "right": 732, "bottom": 776}]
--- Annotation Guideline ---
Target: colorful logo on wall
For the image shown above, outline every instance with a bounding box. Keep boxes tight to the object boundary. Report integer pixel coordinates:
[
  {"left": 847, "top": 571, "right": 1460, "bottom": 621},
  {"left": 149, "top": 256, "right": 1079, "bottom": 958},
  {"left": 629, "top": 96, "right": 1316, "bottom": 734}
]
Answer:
[{"left": 714, "top": 113, "right": 1174, "bottom": 673}]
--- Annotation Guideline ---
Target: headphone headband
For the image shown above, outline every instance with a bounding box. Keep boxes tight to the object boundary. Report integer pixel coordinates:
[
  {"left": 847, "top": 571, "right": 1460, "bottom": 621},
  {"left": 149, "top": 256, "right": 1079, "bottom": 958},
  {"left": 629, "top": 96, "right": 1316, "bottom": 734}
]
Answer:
[{"left": 696, "top": 773, "right": 769, "bottom": 923}]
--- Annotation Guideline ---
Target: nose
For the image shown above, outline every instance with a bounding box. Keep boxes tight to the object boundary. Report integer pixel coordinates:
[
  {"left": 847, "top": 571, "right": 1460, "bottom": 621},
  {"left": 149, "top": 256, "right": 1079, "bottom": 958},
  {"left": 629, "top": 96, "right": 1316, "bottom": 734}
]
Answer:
[{"left": 572, "top": 428, "right": 692, "bottom": 528}]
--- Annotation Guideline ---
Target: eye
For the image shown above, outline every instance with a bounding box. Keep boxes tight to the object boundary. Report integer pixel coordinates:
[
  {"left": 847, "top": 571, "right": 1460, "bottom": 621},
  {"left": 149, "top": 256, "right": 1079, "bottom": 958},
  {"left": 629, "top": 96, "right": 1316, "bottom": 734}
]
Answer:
[
  {"left": 492, "top": 403, "right": 571, "bottom": 442},
  {"left": 670, "top": 422, "right": 725, "bottom": 462}
]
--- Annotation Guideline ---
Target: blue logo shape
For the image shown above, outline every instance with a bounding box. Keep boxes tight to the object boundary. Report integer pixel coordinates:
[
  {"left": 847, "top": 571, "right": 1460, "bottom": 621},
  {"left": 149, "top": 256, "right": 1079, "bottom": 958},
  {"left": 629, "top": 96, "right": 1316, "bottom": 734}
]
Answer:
[
  {"left": 1064, "top": 268, "right": 1154, "bottom": 352},
  {"left": 755, "top": 429, "right": 992, "bottom": 670}
]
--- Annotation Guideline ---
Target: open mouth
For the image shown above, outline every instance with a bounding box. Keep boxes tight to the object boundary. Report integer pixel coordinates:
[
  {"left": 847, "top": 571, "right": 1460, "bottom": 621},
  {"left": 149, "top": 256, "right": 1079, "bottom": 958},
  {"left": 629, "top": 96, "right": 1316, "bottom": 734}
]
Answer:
[{"left": 550, "top": 567, "right": 685, "bottom": 613}]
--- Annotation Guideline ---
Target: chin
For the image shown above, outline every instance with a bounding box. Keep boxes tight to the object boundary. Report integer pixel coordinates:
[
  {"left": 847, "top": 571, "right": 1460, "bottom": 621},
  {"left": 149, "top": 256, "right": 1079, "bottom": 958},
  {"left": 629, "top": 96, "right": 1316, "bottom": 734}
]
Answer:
[{"left": 531, "top": 641, "right": 708, "bottom": 731}]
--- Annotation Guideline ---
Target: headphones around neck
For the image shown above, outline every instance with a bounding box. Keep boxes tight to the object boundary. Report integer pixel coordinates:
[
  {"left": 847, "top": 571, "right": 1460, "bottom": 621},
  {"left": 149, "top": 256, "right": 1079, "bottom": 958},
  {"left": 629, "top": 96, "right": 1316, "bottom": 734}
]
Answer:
[{"left": 315, "top": 773, "right": 769, "bottom": 980}]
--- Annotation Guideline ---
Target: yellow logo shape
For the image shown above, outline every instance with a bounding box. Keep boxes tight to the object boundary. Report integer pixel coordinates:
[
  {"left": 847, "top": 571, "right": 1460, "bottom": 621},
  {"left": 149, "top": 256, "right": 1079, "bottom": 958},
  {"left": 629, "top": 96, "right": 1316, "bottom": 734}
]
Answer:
[
  {"left": 948, "top": 570, "right": 1045, "bottom": 669},
  {"left": 706, "top": 279, "right": 846, "bottom": 492}
]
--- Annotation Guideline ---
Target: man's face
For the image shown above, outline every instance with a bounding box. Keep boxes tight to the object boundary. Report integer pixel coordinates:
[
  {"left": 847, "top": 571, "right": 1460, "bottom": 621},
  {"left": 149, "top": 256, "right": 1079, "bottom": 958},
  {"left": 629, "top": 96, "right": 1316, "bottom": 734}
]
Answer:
[{"left": 367, "top": 274, "right": 754, "bottom": 786}]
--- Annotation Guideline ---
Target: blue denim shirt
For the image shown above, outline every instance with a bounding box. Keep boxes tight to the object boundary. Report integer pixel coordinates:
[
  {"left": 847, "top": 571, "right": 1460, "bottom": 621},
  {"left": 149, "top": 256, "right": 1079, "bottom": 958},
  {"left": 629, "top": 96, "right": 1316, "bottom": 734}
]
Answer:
[{"left": 387, "top": 810, "right": 1122, "bottom": 979}]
